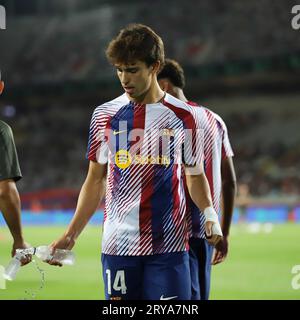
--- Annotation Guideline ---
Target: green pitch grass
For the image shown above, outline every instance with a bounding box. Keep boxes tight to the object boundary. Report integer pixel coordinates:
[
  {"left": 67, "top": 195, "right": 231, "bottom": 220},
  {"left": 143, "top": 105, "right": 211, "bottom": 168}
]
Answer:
[{"left": 0, "top": 223, "right": 299, "bottom": 300}]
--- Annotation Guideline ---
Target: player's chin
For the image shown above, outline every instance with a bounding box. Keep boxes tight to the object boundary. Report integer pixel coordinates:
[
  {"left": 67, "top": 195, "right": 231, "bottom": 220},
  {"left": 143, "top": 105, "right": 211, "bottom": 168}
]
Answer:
[{"left": 127, "top": 92, "right": 137, "bottom": 99}]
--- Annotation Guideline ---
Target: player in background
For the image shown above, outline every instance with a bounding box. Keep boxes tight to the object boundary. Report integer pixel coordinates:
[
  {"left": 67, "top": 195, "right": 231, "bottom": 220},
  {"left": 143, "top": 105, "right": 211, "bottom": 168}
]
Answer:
[
  {"left": 0, "top": 75, "right": 31, "bottom": 265},
  {"left": 158, "top": 59, "right": 237, "bottom": 300},
  {"left": 47, "top": 24, "right": 222, "bottom": 300}
]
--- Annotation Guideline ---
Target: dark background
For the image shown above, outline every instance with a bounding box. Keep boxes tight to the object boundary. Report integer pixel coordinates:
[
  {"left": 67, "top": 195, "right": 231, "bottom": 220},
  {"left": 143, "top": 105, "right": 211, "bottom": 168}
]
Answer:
[{"left": 0, "top": 0, "right": 299, "bottom": 206}]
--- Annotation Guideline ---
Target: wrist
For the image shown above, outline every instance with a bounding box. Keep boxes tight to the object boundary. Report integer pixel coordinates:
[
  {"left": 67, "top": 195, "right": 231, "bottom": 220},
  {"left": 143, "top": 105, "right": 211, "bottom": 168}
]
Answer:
[
  {"left": 204, "top": 206, "right": 218, "bottom": 223},
  {"left": 64, "top": 231, "right": 78, "bottom": 243},
  {"left": 222, "top": 232, "right": 229, "bottom": 238},
  {"left": 221, "top": 225, "right": 230, "bottom": 238},
  {"left": 13, "top": 235, "right": 25, "bottom": 243}
]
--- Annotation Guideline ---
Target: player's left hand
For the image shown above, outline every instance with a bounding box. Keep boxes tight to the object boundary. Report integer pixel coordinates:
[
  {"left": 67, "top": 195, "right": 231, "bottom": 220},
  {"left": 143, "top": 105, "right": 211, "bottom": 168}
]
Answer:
[
  {"left": 12, "top": 241, "right": 32, "bottom": 266},
  {"left": 211, "top": 236, "right": 228, "bottom": 265},
  {"left": 46, "top": 235, "right": 75, "bottom": 267},
  {"left": 204, "top": 207, "right": 223, "bottom": 246}
]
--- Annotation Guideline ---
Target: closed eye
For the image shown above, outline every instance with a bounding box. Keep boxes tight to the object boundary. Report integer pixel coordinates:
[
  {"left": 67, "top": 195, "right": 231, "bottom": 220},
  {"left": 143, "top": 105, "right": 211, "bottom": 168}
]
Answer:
[{"left": 117, "top": 67, "right": 139, "bottom": 74}]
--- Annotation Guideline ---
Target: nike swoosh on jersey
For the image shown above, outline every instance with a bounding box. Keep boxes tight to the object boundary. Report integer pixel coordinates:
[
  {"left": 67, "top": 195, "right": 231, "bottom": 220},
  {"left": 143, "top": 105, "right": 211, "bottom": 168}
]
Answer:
[{"left": 113, "top": 130, "right": 127, "bottom": 135}]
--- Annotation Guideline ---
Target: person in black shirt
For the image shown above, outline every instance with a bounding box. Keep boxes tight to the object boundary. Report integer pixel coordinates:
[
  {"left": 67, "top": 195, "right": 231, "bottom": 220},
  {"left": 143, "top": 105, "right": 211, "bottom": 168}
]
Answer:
[{"left": 0, "top": 78, "right": 31, "bottom": 265}]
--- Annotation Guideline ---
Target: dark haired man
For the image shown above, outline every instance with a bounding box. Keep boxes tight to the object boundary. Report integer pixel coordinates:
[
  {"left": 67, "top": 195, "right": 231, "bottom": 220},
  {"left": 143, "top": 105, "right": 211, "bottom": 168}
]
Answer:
[{"left": 48, "top": 24, "right": 222, "bottom": 300}]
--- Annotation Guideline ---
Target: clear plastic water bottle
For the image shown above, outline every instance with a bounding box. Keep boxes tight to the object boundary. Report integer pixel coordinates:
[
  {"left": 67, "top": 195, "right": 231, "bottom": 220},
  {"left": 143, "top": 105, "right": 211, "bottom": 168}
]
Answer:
[
  {"left": 4, "top": 246, "right": 75, "bottom": 281},
  {"left": 4, "top": 254, "right": 22, "bottom": 281},
  {"left": 34, "top": 246, "right": 75, "bottom": 265},
  {"left": 4, "top": 248, "right": 35, "bottom": 281}
]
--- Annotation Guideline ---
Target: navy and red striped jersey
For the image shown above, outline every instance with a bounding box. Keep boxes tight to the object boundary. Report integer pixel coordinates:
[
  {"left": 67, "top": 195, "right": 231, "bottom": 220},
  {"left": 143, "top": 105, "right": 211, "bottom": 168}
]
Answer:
[
  {"left": 187, "top": 102, "right": 234, "bottom": 239},
  {"left": 87, "top": 93, "right": 204, "bottom": 255}
]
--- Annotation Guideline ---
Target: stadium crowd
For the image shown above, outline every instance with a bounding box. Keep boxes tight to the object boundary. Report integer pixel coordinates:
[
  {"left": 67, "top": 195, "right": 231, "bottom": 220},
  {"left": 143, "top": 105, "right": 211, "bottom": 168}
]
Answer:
[
  {"left": 0, "top": 0, "right": 299, "bottom": 85},
  {"left": 0, "top": 0, "right": 299, "bottom": 201},
  {"left": 0, "top": 94, "right": 299, "bottom": 200}
]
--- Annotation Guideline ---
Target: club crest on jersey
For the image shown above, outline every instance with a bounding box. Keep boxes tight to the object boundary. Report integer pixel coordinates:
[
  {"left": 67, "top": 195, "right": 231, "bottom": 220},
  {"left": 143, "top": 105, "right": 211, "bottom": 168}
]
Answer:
[{"left": 161, "top": 128, "right": 175, "bottom": 137}]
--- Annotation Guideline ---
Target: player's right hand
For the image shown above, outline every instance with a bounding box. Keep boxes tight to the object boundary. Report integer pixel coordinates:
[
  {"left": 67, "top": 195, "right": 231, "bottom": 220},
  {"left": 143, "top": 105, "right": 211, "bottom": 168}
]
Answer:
[
  {"left": 12, "top": 241, "right": 32, "bottom": 266},
  {"left": 46, "top": 235, "right": 75, "bottom": 267},
  {"left": 204, "top": 207, "right": 223, "bottom": 246}
]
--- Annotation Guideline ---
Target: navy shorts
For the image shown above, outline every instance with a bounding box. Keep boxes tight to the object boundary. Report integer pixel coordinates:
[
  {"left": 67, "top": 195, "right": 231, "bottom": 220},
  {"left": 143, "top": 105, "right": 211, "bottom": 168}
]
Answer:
[
  {"left": 189, "top": 237, "right": 214, "bottom": 300},
  {"left": 102, "top": 251, "right": 191, "bottom": 300}
]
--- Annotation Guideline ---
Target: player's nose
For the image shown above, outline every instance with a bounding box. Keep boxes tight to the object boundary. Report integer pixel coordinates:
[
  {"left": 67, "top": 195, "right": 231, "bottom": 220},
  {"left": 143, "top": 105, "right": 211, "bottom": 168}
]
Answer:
[{"left": 120, "top": 73, "right": 131, "bottom": 85}]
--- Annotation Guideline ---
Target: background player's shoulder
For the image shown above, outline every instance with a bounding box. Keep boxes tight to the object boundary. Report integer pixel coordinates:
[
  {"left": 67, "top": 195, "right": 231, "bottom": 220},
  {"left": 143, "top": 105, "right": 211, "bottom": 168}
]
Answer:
[
  {"left": 202, "top": 106, "right": 228, "bottom": 131},
  {"left": 164, "top": 93, "right": 195, "bottom": 113},
  {"left": 185, "top": 101, "right": 209, "bottom": 123}
]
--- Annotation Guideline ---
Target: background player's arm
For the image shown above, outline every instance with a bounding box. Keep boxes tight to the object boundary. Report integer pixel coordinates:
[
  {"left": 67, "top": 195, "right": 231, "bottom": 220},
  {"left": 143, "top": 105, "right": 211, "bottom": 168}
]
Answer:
[
  {"left": 220, "top": 156, "right": 237, "bottom": 237},
  {"left": 212, "top": 156, "right": 237, "bottom": 265},
  {"left": 185, "top": 163, "right": 222, "bottom": 245},
  {"left": 48, "top": 161, "right": 107, "bottom": 265}
]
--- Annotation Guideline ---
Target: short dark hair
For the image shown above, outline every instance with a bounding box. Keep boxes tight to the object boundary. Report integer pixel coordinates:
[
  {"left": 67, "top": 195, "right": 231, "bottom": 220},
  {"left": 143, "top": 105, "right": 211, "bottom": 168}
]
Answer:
[
  {"left": 157, "top": 58, "right": 185, "bottom": 89},
  {"left": 106, "top": 24, "right": 165, "bottom": 68}
]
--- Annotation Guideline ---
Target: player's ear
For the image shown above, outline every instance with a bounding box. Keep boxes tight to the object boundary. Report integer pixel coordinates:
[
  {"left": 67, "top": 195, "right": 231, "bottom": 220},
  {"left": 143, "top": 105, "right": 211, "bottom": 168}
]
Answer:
[
  {"left": 151, "top": 61, "right": 161, "bottom": 74},
  {"left": 0, "top": 81, "right": 4, "bottom": 95}
]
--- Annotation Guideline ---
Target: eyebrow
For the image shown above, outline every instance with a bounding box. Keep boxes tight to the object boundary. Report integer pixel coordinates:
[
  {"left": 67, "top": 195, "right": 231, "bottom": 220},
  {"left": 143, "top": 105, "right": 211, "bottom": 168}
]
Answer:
[{"left": 116, "top": 66, "right": 139, "bottom": 72}]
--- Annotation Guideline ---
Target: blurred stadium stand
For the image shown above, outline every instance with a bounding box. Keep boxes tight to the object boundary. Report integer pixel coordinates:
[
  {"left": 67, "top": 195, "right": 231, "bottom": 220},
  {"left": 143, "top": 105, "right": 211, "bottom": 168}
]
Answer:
[
  {"left": 1, "top": 0, "right": 300, "bottom": 86},
  {"left": 0, "top": 0, "right": 299, "bottom": 217}
]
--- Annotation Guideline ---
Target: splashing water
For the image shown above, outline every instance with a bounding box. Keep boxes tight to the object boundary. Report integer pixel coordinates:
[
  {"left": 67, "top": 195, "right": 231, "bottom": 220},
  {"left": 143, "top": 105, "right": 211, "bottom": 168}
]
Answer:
[{"left": 21, "top": 259, "right": 45, "bottom": 300}]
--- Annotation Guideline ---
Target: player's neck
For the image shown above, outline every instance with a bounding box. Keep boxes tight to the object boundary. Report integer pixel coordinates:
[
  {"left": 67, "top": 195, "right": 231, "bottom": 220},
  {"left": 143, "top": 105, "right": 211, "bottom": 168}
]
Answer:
[
  {"left": 173, "top": 87, "right": 188, "bottom": 102},
  {"left": 132, "top": 81, "right": 165, "bottom": 105}
]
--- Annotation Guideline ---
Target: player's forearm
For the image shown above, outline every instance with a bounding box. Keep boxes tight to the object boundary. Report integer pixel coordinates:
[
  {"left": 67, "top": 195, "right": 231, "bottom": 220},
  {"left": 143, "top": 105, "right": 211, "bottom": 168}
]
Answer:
[
  {"left": 221, "top": 179, "right": 237, "bottom": 237},
  {"left": 221, "top": 157, "right": 237, "bottom": 237},
  {"left": 185, "top": 172, "right": 213, "bottom": 212},
  {"left": 64, "top": 177, "right": 105, "bottom": 241},
  {"left": 0, "top": 181, "right": 24, "bottom": 242}
]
